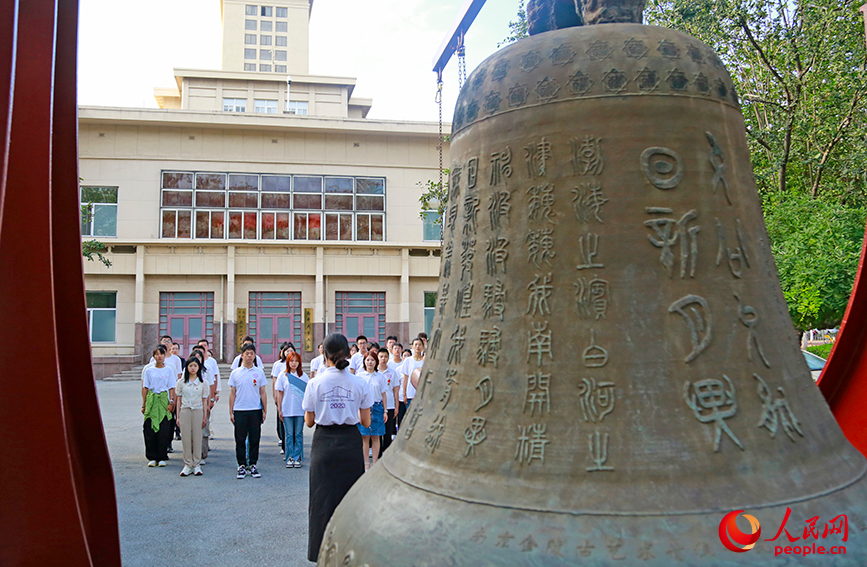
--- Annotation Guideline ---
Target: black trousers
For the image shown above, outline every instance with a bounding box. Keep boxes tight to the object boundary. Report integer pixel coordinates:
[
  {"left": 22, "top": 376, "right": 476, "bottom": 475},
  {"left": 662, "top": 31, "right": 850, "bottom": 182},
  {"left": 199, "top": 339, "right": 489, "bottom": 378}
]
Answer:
[
  {"left": 234, "top": 409, "right": 262, "bottom": 466},
  {"left": 397, "top": 401, "right": 407, "bottom": 427},
  {"left": 381, "top": 408, "right": 397, "bottom": 456},
  {"left": 277, "top": 411, "right": 285, "bottom": 451},
  {"left": 143, "top": 417, "right": 172, "bottom": 461}
]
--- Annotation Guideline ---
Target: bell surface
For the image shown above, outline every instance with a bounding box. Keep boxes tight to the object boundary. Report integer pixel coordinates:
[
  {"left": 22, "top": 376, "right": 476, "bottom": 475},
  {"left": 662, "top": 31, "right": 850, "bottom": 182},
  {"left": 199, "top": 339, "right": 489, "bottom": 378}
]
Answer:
[{"left": 321, "top": 23, "right": 867, "bottom": 566}]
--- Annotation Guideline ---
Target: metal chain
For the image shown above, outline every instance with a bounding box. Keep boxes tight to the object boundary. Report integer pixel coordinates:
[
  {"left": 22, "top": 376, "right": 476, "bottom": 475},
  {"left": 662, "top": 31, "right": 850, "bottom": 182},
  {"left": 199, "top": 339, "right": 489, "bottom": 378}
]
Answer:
[
  {"left": 457, "top": 46, "right": 466, "bottom": 92},
  {"left": 436, "top": 76, "right": 444, "bottom": 195}
]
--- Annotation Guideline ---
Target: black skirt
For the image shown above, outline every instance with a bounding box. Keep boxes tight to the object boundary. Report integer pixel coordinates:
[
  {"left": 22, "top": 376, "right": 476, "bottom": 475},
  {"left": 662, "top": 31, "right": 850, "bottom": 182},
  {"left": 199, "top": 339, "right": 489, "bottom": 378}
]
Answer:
[{"left": 308, "top": 424, "right": 363, "bottom": 562}]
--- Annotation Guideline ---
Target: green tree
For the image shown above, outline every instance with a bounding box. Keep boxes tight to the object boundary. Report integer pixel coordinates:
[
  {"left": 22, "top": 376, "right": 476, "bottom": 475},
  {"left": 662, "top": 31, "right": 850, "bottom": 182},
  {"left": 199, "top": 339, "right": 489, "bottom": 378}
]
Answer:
[
  {"left": 418, "top": 171, "right": 449, "bottom": 243},
  {"left": 80, "top": 183, "right": 112, "bottom": 267},
  {"left": 500, "top": 1, "right": 530, "bottom": 47}
]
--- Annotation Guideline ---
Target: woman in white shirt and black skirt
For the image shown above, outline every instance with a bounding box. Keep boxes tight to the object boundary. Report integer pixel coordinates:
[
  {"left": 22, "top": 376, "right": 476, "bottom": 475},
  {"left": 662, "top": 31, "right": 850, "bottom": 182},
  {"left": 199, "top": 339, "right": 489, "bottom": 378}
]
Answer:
[{"left": 302, "top": 333, "right": 373, "bottom": 562}]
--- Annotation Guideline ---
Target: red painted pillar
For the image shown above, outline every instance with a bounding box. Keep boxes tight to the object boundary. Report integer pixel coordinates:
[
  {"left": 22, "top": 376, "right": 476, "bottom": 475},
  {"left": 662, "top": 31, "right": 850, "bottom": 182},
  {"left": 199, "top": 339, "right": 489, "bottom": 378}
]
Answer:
[{"left": 0, "top": 1, "right": 121, "bottom": 565}]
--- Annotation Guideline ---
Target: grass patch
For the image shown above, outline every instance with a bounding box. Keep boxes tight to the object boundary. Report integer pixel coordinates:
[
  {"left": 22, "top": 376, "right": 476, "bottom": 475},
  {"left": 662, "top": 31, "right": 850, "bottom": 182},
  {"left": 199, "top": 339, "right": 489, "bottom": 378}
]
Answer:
[{"left": 806, "top": 344, "right": 832, "bottom": 359}]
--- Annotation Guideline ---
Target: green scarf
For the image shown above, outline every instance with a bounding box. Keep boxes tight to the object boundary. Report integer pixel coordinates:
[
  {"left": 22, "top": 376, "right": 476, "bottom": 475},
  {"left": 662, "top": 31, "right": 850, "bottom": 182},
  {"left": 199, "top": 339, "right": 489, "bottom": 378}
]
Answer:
[{"left": 144, "top": 390, "right": 170, "bottom": 432}]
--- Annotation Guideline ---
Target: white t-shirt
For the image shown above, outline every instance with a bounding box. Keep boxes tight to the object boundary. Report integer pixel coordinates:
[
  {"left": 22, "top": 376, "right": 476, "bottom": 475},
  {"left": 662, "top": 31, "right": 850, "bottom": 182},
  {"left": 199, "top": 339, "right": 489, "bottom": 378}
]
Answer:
[
  {"left": 271, "top": 360, "right": 286, "bottom": 380},
  {"left": 231, "top": 354, "right": 264, "bottom": 370},
  {"left": 357, "top": 370, "right": 388, "bottom": 406},
  {"left": 310, "top": 354, "right": 324, "bottom": 377},
  {"left": 400, "top": 357, "right": 425, "bottom": 400},
  {"left": 349, "top": 351, "right": 364, "bottom": 373},
  {"left": 199, "top": 364, "right": 214, "bottom": 388},
  {"left": 143, "top": 366, "right": 175, "bottom": 394},
  {"left": 228, "top": 365, "right": 267, "bottom": 411},
  {"left": 302, "top": 366, "right": 373, "bottom": 426},
  {"left": 275, "top": 371, "right": 310, "bottom": 417},
  {"left": 379, "top": 367, "right": 400, "bottom": 410},
  {"left": 148, "top": 354, "right": 183, "bottom": 378},
  {"left": 204, "top": 358, "right": 220, "bottom": 392}
]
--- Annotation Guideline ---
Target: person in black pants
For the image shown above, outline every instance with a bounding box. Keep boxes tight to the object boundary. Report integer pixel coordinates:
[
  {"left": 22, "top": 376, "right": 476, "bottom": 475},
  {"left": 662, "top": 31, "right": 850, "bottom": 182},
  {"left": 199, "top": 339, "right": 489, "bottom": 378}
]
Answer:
[{"left": 228, "top": 343, "right": 267, "bottom": 479}]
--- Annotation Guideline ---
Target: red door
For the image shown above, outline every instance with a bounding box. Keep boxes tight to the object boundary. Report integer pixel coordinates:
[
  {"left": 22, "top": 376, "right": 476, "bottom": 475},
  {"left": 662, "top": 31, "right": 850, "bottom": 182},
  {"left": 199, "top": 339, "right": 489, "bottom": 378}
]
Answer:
[
  {"left": 249, "top": 292, "right": 301, "bottom": 364},
  {"left": 160, "top": 292, "right": 214, "bottom": 357}
]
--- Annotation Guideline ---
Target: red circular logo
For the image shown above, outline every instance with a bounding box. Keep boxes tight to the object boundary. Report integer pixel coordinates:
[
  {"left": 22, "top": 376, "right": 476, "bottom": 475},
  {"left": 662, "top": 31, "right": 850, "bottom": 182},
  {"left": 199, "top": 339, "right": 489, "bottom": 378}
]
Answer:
[{"left": 719, "top": 510, "right": 762, "bottom": 552}]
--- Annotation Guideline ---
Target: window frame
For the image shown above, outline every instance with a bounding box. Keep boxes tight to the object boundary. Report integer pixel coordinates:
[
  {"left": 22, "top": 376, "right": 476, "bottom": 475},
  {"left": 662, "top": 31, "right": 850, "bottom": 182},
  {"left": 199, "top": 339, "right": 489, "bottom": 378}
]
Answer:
[
  {"left": 284, "top": 101, "right": 308, "bottom": 115},
  {"left": 254, "top": 99, "right": 278, "bottom": 114},
  {"left": 80, "top": 186, "right": 118, "bottom": 238},
  {"left": 86, "top": 291, "right": 118, "bottom": 343},
  {"left": 245, "top": 34, "right": 257, "bottom": 45}
]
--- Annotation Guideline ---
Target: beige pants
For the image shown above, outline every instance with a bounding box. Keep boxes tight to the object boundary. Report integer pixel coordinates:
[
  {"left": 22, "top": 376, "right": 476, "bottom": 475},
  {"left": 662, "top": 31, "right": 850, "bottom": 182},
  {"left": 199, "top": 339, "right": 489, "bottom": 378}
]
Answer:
[
  {"left": 179, "top": 407, "right": 203, "bottom": 468},
  {"left": 202, "top": 415, "right": 210, "bottom": 459}
]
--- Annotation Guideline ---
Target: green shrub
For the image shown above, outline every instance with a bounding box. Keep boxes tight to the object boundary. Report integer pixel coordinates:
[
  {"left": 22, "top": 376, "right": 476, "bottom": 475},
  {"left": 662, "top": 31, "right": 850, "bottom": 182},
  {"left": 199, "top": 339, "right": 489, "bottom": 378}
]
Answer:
[{"left": 806, "top": 344, "right": 833, "bottom": 359}]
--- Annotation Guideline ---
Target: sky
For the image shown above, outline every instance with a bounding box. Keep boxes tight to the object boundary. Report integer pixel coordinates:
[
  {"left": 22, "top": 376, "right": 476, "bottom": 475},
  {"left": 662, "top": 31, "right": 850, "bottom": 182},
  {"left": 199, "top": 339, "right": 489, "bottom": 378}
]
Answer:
[{"left": 77, "top": 0, "right": 522, "bottom": 123}]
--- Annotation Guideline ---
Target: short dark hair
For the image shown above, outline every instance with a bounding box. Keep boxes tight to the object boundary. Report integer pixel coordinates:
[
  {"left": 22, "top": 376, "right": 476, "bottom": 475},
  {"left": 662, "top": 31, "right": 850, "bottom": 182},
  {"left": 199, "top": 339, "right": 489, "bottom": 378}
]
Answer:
[
  {"left": 402, "top": 348, "right": 412, "bottom": 356},
  {"left": 243, "top": 335, "right": 255, "bottom": 344},
  {"left": 393, "top": 343, "right": 403, "bottom": 350},
  {"left": 172, "top": 342, "right": 180, "bottom": 348},
  {"left": 355, "top": 335, "right": 368, "bottom": 343},
  {"left": 412, "top": 337, "right": 424, "bottom": 346},
  {"left": 386, "top": 335, "right": 398, "bottom": 342},
  {"left": 241, "top": 343, "right": 256, "bottom": 354},
  {"left": 368, "top": 341, "right": 380, "bottom": 351},
  {"left": 156, "top": 344, "right": 167, "bottom": 353},
  {"left": 160, "top": 335, "right": 172, "bottom": 341},
  {"left": 418, "top": 332, "right": 428, "bottom": 340},
  {"left": 197, "top": 338, "right": 209, "bottom": 346},
  {"left": 191, "top": 345, "right": 204, "bottom": 353}
]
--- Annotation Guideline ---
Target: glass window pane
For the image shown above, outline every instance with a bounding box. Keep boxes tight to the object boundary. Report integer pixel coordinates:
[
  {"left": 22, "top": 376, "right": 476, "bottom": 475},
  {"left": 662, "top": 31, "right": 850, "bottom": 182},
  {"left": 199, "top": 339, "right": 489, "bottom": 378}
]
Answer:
[
  {"left": 275, "top": 21, "right": 287, "bottom": 32},
  {"left": 259, "top": 64, "right": 271, "bottom": 73},
  {"left": 189, "top": 318, "right": 203, "bottom": 341},
  {"left": 423, "top": 211, "right": 440, "bottom": 241},
  {"left": 276, "top": 36, "right": 287, "bottom": 47},
  {"left": 244, "top": 63, "right": 256, "bottom": 71},
  {"left": 325, "top": 213, "right": 339, "bottom": 240},
  {"left": 81, "top": 186, "right": 118, "bottom": 203},
  {"left": 356, "top": 178, "right": 384, "bottom": 194},
  {"left": 261, "top": 193, "right": 291, "bottom": 209},
  {"left": 294, "top": 213, "right": 307, "bottom": 239},
  {"left": 363, "top": 317, "right": 376, "bottom": 338},
  {"left": 162, "top": 210, "right": 176, "bottom": 238},
  {"left": 293, "top": 194, "right": 321, "bottom": 209},
  {"left": 245, "top": 48, "right": 256, "bottom": 60},
  {"left": 260, "top": 35, "right": 272, "bottom": 46},
  {"left": 309, "top": 213, "right": 321, "bottom": 239},
  {"left": 196, "top": 173, "right": 225, "bottom": 190},
  {"left": 277, "top": 317, "right": 291, "bottom": 338},
  {"left": 81, "top": 206, "right": 92, "bottom": 236},
  {"left": 210, "top": 211, "right": 225, "bottom": 238},
  {"left": 245, "top": 34, "right": 257, "bottom": 45},
  {"left": 244, "top": 212, "right": 257, "bottom": 239},
  {"left": 275, "top": 50, "right": 286, "bottom": 61},
  {"left": 170, "top": 318, "right": 185, "bottom": 339},
  {"left": 262, "top": 175, "right": 291, "bottom": 192},
  {"left": 246, "top": 5, "right": 257, "bottom": 15},
  {"left": 294, "top": 176, "right": 322, "bottom": 192},
  {"left": 276, "top": 6, "right": 287, "bottom": 17},
  {"left": 424, "top": 308, "right": 435, "bottom": 336},
  {"left": 276, "top": 213, "right": 290, "bottom": 239},
  {"left": 228, "top": 192, "right": 258, "bottom": 208},
  {"left": 229, "top": 174, "right": 258, "bottom": 191},
  {"left": 196, "top": 211, "right": 210, "bottom": 238},
  {"left": 259, "top": 49, "right": 271, "bottom": 60},
  {"left": 356, "top": 214, "right": 370, "bottom": 241},
  {"left": 228, "top": 211, "right": 243, "bottom": 239},
  {"left": 325, "top": 195, "right": 353, "bottom": 210},
  {"left": 262, "top": 212, "right": 275, "bottom": 239},
  {"left": 93, "top": 204, "right": 117, "bottom": 237},
  {"left": 424, "top": 292, "right": 437, "bottom": 308},
  {"left": 339, "top": 214, "right": 352, "bottom": 241},
  {"left": 162, "top": 172, "right": 193, "bottom": 189},
  {"left": 325, "top": 177, "right": 353, "bottom": 193},
  {"left": 371, "top": 215, "right": 383, "bottom": 241},
  {"left": 245, "top": 19, "right": 257, "bottom": 30},
  {"left": 178, "top": 210, "right": 192, "bottom": 238},
  {"left": 86, "top": 292, "right": 117, "bottom": 308},
  {"left": 162, "top": 190, "right": 192, "bottom": 207},
  {"left": 91, "top": 310, "right": 116, "bottom": 342},
  {"left": 356, "top": 195, "right": 384, "bottom": 211},
  {"left": 195, "top": 191, "right": 225, "bottom": 207},
  {"left": 260, "top": 317, "right": 273, "bottom": 338}
]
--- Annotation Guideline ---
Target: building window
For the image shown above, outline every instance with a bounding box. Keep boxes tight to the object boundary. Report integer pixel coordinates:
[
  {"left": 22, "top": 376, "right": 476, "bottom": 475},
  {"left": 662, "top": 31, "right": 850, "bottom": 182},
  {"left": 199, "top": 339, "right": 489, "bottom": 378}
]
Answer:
[
  {"left": 260, "top": 6, "right": 272, "bottom": 16},
  {"left": 245, "top": 19, "right": 257, "bottom": 30},
  {"left": 245, "top": 34, "right": 256, "bottom": 45},
  {"left": 259, "top": 64, "right": 272, "bottom": 72},
  {"left": 248, "top": 292, "right": 301, "bottom": 361},
  {"left": 86, "top": 291, "right": 117, "bottom": 343},
  {"left": 222, "top": 97, "right": 246, "bottom": 112},
  {"left": 335, "top": 292, "right": 386, "bottom": 343},
  {"left": 285, "top": 101, "right": 308, "bottom": 115},
  {"left": 260, "top": 20, "right": 272, "bottom": 31},
  {"left": 159, "top": 292, "right": 214, "bottom": 356},
  {"left": 275, "top": 50, "right": 287, "bottom": 61},
  {"left": 275, "top": 6, "right": 287, "bottom": 17},
  {"left": 81, "top": 186, "right": 118, "bottom": 237},
  {"left": 245, "top": 5, "right": 257, "bottom": 15},
  {"left": 244, "top": 48, "right": 256, "bottom": 60},
  {"left": 160, "top": 170, "right": 386, "bottom": 242},
  {"left": 260, "top": 35, "right": 272, "bottom": 46},
  {"left": 275, "top": 35, "right": 287, "bottom": 46},
  {"left": 275, "top": 21, "right": 287, "bottom": 32},
  {"left": 254, "top": 99, "right": 277, "bottom": 113},
  {"left": 259, "top": 49, "right": 271, "bottom": 60},
  {"left": 424, "top": 292, "right": 437, "bottom": 335},
  {"left": 275, "top": 65, "right": 287, "bottom": 73},
  {"left": 244, "top": 63, "right": 256, "bottom": 71},
  {"left": 422, "top": 210, "right": 441, "bottom": 241}
]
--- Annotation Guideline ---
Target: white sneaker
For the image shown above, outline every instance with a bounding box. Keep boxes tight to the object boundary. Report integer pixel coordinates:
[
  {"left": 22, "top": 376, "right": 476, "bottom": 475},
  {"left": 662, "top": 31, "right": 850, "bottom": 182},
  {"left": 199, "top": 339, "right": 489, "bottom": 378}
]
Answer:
[
  {"left": 193, "top": 466, "right": 203, "bottom": 476},
  {"left": 200, "top": 459, "right": 207, "bottom": 465},
  {"left": 157, "top": 461, "right": 167, "bottom": 467},
  {"left": 286, "top": 459, "right": 294, "bottom": 468},
  {"left": 280, "top": 449, "right": 285, "bottom": 454},
  {"left": 147, "top": 460, "right": 157, "bottom": 467},
  {"left": 294, "top": 459, "right": 302, "bottom": 468},
  {"left": 180, "top": 466, "right": 192, "bottom": 476}
]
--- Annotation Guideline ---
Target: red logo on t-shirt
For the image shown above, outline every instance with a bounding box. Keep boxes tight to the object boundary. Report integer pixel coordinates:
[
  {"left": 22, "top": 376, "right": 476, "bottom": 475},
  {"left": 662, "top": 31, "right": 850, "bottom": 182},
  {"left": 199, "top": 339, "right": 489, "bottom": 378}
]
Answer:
[{"left": 253, "top": 379, "right": 258, "bottom": 386}]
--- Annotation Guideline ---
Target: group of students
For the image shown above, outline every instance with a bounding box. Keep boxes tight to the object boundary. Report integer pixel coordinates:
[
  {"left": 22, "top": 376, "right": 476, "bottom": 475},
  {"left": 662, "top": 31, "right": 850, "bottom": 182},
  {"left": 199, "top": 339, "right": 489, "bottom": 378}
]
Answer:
[{"left": 139, "top": 330, "right": 432, "bottom": 561}]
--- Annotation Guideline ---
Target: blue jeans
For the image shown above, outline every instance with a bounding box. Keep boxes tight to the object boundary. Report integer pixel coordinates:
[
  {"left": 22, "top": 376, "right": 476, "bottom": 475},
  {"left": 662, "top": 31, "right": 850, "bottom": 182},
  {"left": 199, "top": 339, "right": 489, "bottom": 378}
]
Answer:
[{"left": 283, "top": 416, "right": 304, "bottom": 463}]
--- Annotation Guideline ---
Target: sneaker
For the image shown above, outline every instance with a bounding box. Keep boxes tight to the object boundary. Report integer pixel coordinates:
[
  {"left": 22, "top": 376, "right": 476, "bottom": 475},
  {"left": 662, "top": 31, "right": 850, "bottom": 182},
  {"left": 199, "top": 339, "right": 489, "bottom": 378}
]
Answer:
[
  {"left": 236, "top": 465, "right": 246, "bottom": 479},
  {"left": 147, "top": 460, "right": 157, "bottom": 467},
  {"left": 286, "top": 459, "right": 294, "bottom": 468},
  {"left": 193, "top": 466, "right": 203, "bottom": 476},
  {"left": 167, "top": 446, "right": 174, "bottom": 453},
  {"left": 180, "top": 466, "right": 192, "bottom": 477},
  {"left": 280, "top": 449, "right": 285, "bottom": 454},
  {"left": 200, "top": 459, "right": 207, "bottom": 465},
  {"left": 157, "top": 461, "right": 167, "bottom": 467},
  {"left": 250, "top": 464, "right": 261, "bottom": 478},
  {"left": 294, "top": 459, "right": 302, "bottom": 468}
]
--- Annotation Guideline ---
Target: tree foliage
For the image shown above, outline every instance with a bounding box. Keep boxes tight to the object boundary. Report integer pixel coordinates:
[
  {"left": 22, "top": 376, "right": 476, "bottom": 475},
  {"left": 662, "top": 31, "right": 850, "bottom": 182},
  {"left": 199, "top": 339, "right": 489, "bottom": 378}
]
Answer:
[
  {"left": 500, "top": 0, "right": 530, "bottom": 47},
  {"left": 81, "top": 202, "right": 112, "bottom": 268},
  {"left": 418, "top": 171, "right": 449, "bottom": 243}
]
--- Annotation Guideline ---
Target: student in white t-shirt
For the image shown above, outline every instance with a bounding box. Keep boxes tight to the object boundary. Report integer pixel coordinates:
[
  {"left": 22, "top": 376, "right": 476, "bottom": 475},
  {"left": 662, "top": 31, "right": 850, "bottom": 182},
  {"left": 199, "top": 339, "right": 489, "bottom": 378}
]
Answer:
[
  {"left": 310, "top": 343, "right": 324, "bottom": 378},
  {"left": 276, "top": 350, "right": 309, "bottom": 468},
  {"left": 378, "top": 349, "right": 400, "bottom": 453},
  {"left": 348, "top": 335, "right": 368, "bottom": 374},
  {"left": 400, "top": 337, "right": 426, "bottom": 408},
  {"left": 141, "top": 346, "right": 176, "bottom": 467},
  {"left": 190, "top": 346, "right": 215, "bottom": 463},
  {"left": 356, "top": 351, "right": 388, "bottom": 470},
  {"left": 396, "top": 347, "right": 411, "bottom": 426},
  {"left": 228, "top": 344, "right": 267, "bottom": 480},
  {"left": 302, "top": 333, "right": 372, "bottom": 563},
  {"left": 271, "top": 342, "right": 291, "bottom": 454}
]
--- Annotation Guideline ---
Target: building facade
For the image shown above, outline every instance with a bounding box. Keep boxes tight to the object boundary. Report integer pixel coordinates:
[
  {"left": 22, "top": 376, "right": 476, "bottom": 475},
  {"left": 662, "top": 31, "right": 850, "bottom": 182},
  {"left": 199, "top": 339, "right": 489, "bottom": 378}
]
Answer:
[{"left": 82, "top": 0, "right": 446, "bottom": 377}]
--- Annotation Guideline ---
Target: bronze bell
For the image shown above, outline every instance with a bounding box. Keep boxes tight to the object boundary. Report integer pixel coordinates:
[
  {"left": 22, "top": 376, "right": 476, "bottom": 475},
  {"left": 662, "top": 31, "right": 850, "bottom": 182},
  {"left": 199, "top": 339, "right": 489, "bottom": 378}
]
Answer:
[{"left": 320, "top": 16, "right": 867, "bottom": 567}]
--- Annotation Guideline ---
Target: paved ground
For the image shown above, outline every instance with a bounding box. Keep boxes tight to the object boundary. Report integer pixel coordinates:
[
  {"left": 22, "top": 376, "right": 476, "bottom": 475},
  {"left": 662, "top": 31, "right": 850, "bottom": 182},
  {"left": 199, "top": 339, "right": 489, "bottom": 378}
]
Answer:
[{"left": 97, "top": 379, "right": 312, "bottom": 567}]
